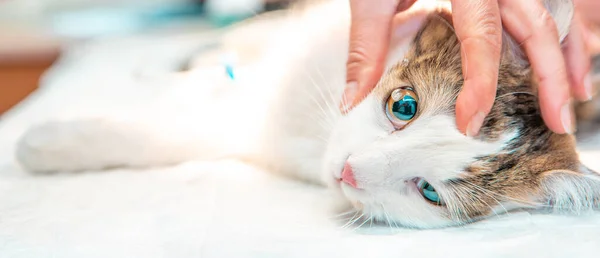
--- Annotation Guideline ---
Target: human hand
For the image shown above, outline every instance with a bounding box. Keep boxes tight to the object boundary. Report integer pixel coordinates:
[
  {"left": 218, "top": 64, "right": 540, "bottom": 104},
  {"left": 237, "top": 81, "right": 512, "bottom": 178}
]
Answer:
[
  {"left": 342, "top": 0, "right": 595, "bottom": 136},
  {"left": 575, "top": 0, "right": 600, "bottom": 54}
]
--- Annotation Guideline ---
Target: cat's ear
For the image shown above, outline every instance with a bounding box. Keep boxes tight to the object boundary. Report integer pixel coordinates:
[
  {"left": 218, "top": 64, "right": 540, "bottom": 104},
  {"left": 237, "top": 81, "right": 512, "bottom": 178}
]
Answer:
[
  {"left": 502, "top": 0, "right": 574, "bottom": 66},
  {"left": 538, "top": 165, "right": 600, "bottom": 213},
  {"left": 385, "top": 1, "right": 452, "bottom": 68}
]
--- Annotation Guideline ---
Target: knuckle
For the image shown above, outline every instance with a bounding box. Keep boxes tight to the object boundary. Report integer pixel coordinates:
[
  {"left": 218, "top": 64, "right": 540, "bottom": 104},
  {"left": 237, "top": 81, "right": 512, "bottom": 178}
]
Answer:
[
  {"left": 465, "top": 70, "right": 498, "bottom": 106},
  {"left": 478, "top": 71, "right": 498, "bottom": 94},
  {"left": 536, "top": 9, "right": 560, "bottom": 38},
  {"left": 480, "top": 72, "right": 499, "bottom": 98},
  {"left": 462, "top": 13, "right": 503, "bottom": 51},
  {"left": 536, "top": 66, "right": 569, "bottom": 91},
  {"left": 346, "top": 46, "right": 370, "bottom": 67},
  {"left": 481, "top": 33, "right": 503, "bottom": 54}
]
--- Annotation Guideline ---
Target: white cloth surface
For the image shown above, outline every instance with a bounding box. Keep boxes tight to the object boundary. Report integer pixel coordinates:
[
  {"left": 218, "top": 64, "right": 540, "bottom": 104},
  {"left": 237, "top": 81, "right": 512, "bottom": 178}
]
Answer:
[{"left": 1, "top": 33, "right": 600, "bottom": 258}]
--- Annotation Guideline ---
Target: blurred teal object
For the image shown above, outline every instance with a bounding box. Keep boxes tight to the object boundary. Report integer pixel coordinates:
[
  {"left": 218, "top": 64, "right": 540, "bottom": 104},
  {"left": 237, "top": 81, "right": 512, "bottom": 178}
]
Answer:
[
  {"left": 221, "top": 52, "right": 237, "bottom": 80},
  {"left": 225, "top": 63, "right": 235, "bottom": 80},
  {"left": 204, "top": 0, "right": 264, "bottom": 28},
  {"left": 50, "top": 3, "right": 206, "bottom": 38},
  {"left": 207, "top": 13, "right": 254, "bottom": 28}
]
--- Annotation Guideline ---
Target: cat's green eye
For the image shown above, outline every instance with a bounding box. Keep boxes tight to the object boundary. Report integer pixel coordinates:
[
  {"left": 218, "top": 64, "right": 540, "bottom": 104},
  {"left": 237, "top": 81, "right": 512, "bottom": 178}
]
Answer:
[
  {"left": 416, "top": 178, "right": 443, "bottom": 205},
  {"left": 386, "top": 87, "right": 418, "bottom": 129}
]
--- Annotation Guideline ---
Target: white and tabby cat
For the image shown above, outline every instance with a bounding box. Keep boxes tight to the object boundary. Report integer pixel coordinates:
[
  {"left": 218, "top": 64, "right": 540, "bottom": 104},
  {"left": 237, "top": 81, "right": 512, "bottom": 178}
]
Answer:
[{"left": 15, "top": 0, "right": 600, "bottom": 228}]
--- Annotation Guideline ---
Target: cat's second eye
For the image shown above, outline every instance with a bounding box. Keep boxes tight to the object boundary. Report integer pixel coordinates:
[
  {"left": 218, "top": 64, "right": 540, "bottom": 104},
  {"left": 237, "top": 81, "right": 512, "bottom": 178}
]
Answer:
[
  {"left": 416, "top": 178, "right": 444, "bottom": 206},
  {"left": 386, "top": 87, "right": 418, "bottom": 129}
]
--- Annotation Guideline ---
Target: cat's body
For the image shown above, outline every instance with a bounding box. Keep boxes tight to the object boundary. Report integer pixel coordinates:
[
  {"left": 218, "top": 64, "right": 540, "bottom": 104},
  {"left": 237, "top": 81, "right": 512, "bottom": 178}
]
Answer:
[
  {"left": 14, "top": 0, "right": 600, "bottom": 228},
  {"left": 16, "top": 1, "right": 352, "bottom": 183}
]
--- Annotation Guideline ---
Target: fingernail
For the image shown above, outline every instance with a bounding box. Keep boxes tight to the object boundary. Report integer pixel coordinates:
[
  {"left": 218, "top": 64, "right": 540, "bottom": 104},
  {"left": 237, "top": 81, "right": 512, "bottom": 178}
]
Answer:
[
  {"left": 466, "top": 111, "right": 486, "bottom": 137},
  {"left": 584, "top": 72, "right": 593, "bottom": 101},
  {"left": 340, "top": 81, "right": 358, "bottom": 113},
  {"left": 560, "top": 101, "right": 575, "bottom": 134}
]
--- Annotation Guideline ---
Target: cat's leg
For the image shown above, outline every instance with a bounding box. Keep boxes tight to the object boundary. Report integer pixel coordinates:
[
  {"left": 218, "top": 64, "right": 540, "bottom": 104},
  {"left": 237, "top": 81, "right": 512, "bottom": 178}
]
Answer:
[
  {"left": 15, "top": 112, "right": 265, "bottom": 173},
  {"left": 15, "top": 80, "right": 270, "bottom": 173},
  {"left": 16, "top": 118, "right": 201, "bottom": 173}
]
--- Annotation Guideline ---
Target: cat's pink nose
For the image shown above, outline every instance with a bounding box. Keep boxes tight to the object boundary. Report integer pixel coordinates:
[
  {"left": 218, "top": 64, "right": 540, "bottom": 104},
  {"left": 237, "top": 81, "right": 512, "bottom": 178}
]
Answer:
[{"left": 341, "top": 162, "right": 357, "bottom": 188}]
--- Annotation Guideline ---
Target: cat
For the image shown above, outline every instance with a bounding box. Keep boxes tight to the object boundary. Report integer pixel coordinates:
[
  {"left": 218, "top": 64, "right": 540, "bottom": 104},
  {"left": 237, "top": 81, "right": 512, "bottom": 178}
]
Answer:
[{"left": 14, "top": 0, "right": 600, "bottom": 228}]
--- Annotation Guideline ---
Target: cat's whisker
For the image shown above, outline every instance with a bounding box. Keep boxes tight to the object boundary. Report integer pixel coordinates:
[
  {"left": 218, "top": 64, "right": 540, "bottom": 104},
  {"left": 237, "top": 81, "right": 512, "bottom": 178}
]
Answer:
[
  {"left": 302, "top": 89, "right": 334, "bottom": 125},
  {"left": 442, "top": 186, "right": 470, "bottom": 222},
  {"left": 441, "top": 189, "right": 466, "bottom": 222},
  {"left": 300, "top": 70, "right": 338, "bottom": 128},
  {"left": 452, "top": 179, "right": 571, "bottom": 214},
  {"left": 303, "top": 64, "right": 339, "bottom": 119},
  {"left": 458, "top": 181, "right": 509, "bottom": 217},
  {"left": 342, "top": 213, "right": 365, "bottom": 230},
  {"left": 329, "top": 209, "right": 358, "bottom": 219},
  {"left": 340, "top": 211, "right": 362, "bottom": 229},
  {"left": 376, "top": 203, "right": 393, "bottom": 230},
  {"left": 460, "top": 180, "right": 544, "bottom": 208},
  {"left": 470, "top": 191, "right": 504, "bottom": 219},
  {"left": 494, "top": 91, "right": 537, "bottom": 100},
  {"left": 312, "top": 66, "right": 340, "bottom": 117},
  {"left": 447, "top": 186, "right": 479, "bottom": 223},
  {"left": 306, "top": 76, "right": 338, "bottom": 124},
  {"left": 380, "top": 203, "right": 400, "bottom": 230},
  {"left": 465, "top": 186, "right": 506, "bottom": 221},
  {"left": 351, "top": 213, "right": 373, "bottom": 232},
  {"left": 296, "top": 84, "right": 336, "bottom": 132},
  {"left": 340, "top": 217, "right": 356, "bottom": 229},
  {"left": 435, "top": 183, "right": 465, "bottom": 222},
  {"left": 452, "top": 184, "right": 504, "bottom": 217}
]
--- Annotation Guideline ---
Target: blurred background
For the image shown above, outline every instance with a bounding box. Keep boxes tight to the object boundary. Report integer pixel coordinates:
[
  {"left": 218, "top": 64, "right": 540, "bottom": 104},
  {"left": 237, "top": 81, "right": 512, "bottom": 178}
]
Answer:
[
  {"left": 0, "top": 0, "right": 599, "bottom": 118},
  {"left": 0, "top": 0, "right": 295, "bottom": 115}
]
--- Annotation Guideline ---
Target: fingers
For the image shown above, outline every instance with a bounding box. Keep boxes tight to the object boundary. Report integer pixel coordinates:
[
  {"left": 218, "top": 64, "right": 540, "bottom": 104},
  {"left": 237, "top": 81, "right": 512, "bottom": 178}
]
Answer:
[
  {"left": 590, "top": 30, "right": 600, "bottom": 55},
  {"left": 574, "top": 0, "right": 600, "bottom": 54},
  {"left": 574, "top": 0, "right": 600, "bottom": 24},
  {"left": 341, "top": 0, "right": 412, "bottom": 113},
  {"left": 564, "top": 11, "right": 593, "bottom": 102},
  {"left": 585, "top": 25, "right": 600, "bottom": 55},
  {"left": 391, "top": 0, "right": 451, "bottom": 40},
  {"left": 450, "top": 0, "right": 503, "bottom": 137},
  {"left": 499, "top": 0, "right": 574, "bottom": 134}
]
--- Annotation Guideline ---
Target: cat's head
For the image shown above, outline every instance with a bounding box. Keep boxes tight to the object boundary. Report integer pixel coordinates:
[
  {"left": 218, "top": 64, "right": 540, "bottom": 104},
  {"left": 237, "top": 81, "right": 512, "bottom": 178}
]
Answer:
[{"left": 324, "top": 0, "right": 600, "bottom": 228}]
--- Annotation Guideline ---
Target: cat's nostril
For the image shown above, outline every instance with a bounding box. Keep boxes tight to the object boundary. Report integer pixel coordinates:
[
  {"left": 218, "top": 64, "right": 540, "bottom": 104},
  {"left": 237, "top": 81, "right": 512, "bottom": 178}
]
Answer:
[{"left": 341, "top": 162, "right": 357, "bottom": 188}]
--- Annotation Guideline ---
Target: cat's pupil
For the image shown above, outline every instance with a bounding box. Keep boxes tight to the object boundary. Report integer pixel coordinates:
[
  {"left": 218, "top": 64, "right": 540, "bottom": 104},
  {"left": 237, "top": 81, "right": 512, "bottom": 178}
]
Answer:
[
  {"left": 418, "top": 180, "right": 441, "bottom": 204},
  {"left": 423, "top": 182, "right": 434, "bottom": 191},
  {"left": 392, "top": 95, "right": 417, "bottom": 121},
  {"left": 423, "top": 188, "right": 439, "bottom": 203}
]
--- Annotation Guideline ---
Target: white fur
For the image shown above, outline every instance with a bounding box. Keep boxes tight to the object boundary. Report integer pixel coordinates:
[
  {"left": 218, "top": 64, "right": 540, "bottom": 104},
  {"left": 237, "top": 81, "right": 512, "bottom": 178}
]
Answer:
[
  {"left": 322, "top": 94, "right": 518, "bottom": 227},
  {"left": 15, "top": 0, "right": 586, "bottom": 228},
  {"left": 541, "top": 171, "right": 600, "bottom": 213}
]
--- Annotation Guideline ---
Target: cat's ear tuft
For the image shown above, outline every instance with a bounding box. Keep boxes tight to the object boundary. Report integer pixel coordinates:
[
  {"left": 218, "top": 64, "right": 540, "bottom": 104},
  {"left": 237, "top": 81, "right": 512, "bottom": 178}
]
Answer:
[
  {"left": 538, "top": 166, "right": 600, "bottom": 213},
  {"left": 385, "top": 1, "right": 452, "bottom": 68},
  {"left": 542, "top": 0, "right": 575, "bottom": 43},
  {"left": 502, "top": 0, "right": 574, "bottom": 66}
]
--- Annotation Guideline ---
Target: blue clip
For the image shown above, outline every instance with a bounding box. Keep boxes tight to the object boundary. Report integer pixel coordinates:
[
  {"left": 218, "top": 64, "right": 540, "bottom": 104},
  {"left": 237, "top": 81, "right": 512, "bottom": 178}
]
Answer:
[{"left": 225, "top": 63, "right": 235, "bottom": 80}]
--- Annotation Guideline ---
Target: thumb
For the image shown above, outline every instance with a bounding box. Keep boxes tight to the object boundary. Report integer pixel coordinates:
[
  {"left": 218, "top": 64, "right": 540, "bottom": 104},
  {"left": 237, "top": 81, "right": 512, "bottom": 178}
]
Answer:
[{"left": 342, "top": 0, "right": 411, "bottom": 113}]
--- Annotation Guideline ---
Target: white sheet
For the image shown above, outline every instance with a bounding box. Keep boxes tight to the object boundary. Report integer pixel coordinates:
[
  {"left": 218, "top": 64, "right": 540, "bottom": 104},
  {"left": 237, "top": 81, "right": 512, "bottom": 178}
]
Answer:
[{"left": 1, "top": 33, "right": 600, "bottom": 258}]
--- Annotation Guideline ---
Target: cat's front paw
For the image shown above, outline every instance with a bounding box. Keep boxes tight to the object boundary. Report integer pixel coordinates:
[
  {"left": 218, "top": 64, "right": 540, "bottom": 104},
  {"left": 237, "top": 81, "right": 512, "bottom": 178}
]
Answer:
[
  {"left": 16, "top": 121, "right": 74, "bottom": 173},
  {"left": 15, "top": 119, "right": 112, "bottom": 173}
]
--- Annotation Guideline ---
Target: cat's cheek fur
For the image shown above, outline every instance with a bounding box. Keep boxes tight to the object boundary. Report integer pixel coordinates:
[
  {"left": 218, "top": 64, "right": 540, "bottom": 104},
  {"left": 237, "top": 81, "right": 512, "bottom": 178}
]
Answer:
[
  {"left": 323, "top": 93, "right": 521, "bottom": 228},
  {"left": 344, "top": 186, "right": 450, "bottom": 228},
  {"left": 323, "top": 96, "right": 389, "bottom": 182}
]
